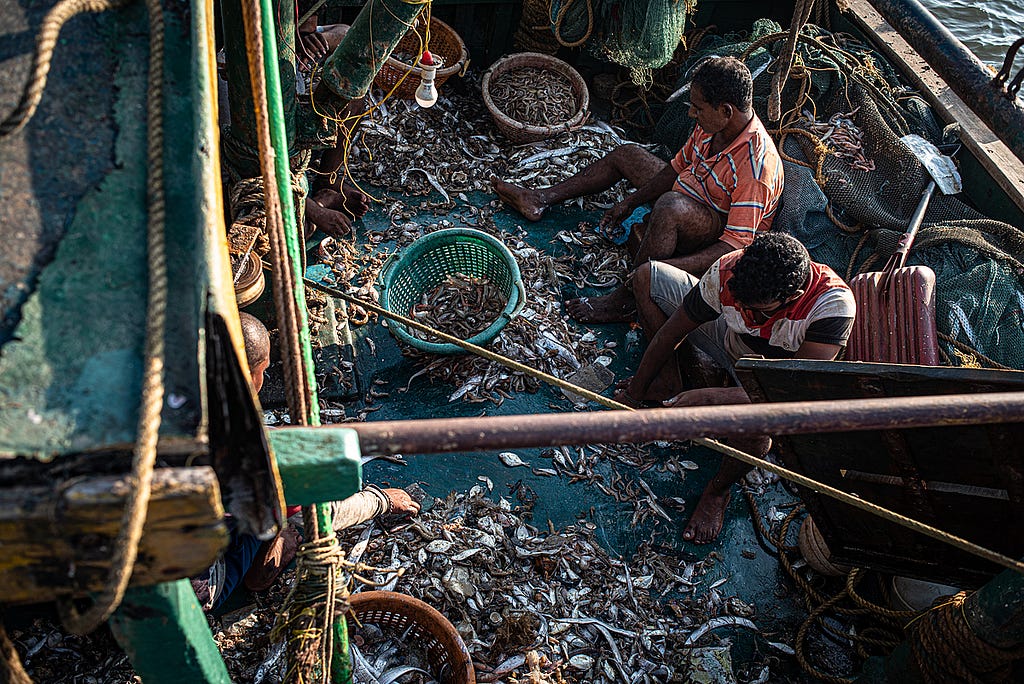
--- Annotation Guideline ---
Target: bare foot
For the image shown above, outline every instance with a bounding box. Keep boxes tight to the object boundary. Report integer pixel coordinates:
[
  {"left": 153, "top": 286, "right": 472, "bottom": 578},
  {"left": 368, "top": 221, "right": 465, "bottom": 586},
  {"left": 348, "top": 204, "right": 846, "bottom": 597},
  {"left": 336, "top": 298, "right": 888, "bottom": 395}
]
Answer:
[
  {"left": 312, "top": 185, "right": 368, "bottom": 219},
  {"left": 491, "top": 176, "right": 547, "bottom": 221},
  {"left": 566, "top": 288, "right": 636, "bottom": 323},
  {"left": 306, "top": 196, "right": 353, "bottom": 239},
  {"left": 682, "top": 487, "right": 731, "bottom": 544}
]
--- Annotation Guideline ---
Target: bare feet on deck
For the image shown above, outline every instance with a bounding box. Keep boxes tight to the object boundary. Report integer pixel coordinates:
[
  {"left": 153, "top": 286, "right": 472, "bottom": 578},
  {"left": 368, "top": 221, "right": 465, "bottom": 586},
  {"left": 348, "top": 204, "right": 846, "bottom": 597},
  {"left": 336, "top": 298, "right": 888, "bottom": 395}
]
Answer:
[
  {"left": 312, "top": 184, "right": 369, "bottom": 220},
  {"left": 682, "top": 487, "right": 731, "bottom": 544},
  {"left": 491, "top": 176, "right": 547, "bottom": 221},
  {"left": 566, "top": 289, "right": 636, "bottom": 323}
]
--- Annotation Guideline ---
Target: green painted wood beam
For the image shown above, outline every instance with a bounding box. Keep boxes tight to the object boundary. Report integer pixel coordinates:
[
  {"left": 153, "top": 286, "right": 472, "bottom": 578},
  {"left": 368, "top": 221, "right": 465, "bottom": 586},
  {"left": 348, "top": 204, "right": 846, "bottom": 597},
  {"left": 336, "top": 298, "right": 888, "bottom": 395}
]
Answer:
[
  {"left": 221, "top": 0, "right": 297, "bottom": 176},
  {"left": 109, "top": 580, "right": 230, "bottom": 684},
  {"left": 319, "top": 0, "right": 425, "bottom": 100},
  {"left": 270, "top": 426, "right": 362, "bottom": 505}
]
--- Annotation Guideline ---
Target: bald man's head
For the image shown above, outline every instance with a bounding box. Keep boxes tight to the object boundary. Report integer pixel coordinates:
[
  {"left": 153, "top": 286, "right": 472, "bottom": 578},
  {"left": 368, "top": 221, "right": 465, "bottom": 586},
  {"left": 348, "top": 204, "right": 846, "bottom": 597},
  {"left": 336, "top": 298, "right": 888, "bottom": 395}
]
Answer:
[{"left": 239, "top": 312, "right": 270, "bottom": 392}]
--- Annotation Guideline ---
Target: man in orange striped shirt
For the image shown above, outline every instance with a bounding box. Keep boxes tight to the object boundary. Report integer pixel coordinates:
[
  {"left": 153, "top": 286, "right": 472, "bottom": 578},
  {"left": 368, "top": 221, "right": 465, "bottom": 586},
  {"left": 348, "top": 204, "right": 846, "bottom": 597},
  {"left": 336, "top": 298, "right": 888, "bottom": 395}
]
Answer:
[{"left": 492, "top": 57, "right": 783, "bottom": 323}]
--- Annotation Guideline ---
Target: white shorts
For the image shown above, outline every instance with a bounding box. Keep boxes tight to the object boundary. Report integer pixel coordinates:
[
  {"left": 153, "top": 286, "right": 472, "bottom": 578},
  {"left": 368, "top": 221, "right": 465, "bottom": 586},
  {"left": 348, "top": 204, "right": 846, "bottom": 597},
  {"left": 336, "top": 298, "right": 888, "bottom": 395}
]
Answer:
[{"left": 648, "top": 261, "right": 742, "bottom": 384}]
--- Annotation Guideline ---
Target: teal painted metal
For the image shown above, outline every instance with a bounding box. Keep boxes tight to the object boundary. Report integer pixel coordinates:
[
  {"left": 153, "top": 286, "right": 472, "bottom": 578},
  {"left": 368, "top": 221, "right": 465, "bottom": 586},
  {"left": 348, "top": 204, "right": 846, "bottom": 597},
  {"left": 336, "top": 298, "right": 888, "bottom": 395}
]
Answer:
[
  {"left": 319, "top": 0, "right": 425, "bottom": 100},
  {"left": 0, "top": 0, "right": 204, "bottom": 460},
  {"left": 109, "top": 580, "right": 231, "bottom": 684},
  {"left": 270, "top": 427, "right": 362, "bottom": 505}
]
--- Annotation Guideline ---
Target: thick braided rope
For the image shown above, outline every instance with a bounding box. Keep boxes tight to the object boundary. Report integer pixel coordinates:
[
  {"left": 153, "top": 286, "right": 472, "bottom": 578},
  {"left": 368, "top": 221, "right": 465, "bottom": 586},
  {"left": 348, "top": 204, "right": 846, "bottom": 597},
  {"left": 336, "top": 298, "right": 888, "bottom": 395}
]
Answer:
[
  {"left": 0, "top": 0, "right": 133, "bottom": 139},
  {"left": 908, "top": 592, "right": 1024, "bottom": 683},
  {"left": 59, "top": 0, "right": 166, "bottom": 634}
]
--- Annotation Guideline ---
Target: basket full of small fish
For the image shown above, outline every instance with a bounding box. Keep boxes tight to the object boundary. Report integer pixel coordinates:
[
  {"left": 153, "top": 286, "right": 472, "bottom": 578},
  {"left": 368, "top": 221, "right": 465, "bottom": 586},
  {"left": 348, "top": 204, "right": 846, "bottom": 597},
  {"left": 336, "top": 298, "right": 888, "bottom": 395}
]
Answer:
[
  {"left": 379, "top": 228, "right": 526, "bottom": 355},
  {"left": 482, "top": 52, "right": 590, "bottom": 144}
]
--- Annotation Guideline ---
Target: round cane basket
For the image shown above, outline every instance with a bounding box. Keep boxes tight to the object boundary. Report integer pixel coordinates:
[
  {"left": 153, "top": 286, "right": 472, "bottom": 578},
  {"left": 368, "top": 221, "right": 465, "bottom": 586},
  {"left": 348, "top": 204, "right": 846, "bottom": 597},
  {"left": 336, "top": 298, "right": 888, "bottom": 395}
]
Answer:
[
  {"left": 374, "top": 17, "right": 468, "bottom": 100},
  {"left": 346, "top": 591, "right": 476, "bottom": 684},
  {"left": 482, "top": 52, "right": 590, "bottom": 144},
  {"left": 378, "top": 228, "right": 525, "bottom": 355}
]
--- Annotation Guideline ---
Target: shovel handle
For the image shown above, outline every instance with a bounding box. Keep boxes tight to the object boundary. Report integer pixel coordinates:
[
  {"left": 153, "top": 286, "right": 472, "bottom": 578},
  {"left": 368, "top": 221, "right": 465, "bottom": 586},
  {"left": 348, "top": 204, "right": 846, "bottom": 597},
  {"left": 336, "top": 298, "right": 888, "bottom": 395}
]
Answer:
[{"left": 882, "top": 179, "right": 936, "bottom": 280}]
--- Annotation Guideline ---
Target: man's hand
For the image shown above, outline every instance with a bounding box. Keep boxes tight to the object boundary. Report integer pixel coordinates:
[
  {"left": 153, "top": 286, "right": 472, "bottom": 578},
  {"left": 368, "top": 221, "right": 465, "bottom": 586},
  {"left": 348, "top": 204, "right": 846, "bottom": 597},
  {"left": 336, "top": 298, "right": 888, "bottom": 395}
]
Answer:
[
  {"left": 383, "top": 488, "right": 421, "bottom": 517},
  {"left": 612, "top": 377, "right": 642, "bottom": 408},
  {"left": 298, "top": 31, "right": 330, "bottom": 69},
  {"left": 599, "top": 201, "right": 633, "bottom": 234}
]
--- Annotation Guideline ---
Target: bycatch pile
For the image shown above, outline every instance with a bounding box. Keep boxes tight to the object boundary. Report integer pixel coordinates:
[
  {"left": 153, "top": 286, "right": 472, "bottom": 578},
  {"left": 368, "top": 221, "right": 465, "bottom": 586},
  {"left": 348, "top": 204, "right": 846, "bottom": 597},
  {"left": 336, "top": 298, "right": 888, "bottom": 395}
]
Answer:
[
  {"left": 410, "top": 274, "right": 506, "bottom": 342},
  {"left": 333, "top": 490, "right": 780, "bottom": 683},
  {"left": 488, "top": 66, "right": 579, "bottom": 127}
]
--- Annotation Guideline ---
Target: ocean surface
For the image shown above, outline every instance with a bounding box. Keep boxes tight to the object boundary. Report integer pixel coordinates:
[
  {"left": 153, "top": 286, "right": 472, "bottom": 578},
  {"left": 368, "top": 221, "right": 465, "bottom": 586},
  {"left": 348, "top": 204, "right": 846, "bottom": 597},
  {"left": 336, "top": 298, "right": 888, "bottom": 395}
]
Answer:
[{"left": 920, "top": 0, "right": 1024, "bottom": 66}]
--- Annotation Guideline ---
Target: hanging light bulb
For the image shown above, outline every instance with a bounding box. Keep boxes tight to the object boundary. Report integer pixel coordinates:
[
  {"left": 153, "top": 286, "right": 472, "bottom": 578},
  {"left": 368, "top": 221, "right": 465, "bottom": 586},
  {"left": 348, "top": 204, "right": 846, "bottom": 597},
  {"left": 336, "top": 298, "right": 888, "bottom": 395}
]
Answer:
[{"left": 415, "top": 50, "right": 438, "bottom": 108}]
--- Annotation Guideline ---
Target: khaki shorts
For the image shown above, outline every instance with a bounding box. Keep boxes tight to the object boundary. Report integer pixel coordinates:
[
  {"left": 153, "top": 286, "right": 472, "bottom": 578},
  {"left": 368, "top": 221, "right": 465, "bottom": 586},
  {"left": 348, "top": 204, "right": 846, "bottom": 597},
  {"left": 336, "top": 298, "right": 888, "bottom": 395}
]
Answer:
[{"left": 648, "top": 261, "right": 742, "bottom": 384}]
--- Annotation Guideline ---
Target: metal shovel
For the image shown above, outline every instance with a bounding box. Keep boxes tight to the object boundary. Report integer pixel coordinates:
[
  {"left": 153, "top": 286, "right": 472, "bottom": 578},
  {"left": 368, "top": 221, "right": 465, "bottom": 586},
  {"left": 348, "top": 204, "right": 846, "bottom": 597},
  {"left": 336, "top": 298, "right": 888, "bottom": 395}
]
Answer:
[
  {"left": 878, "top": 134, "right": 963, "bottom": 290},
  {"left": 847, "top": 134, "right": 961, "bottom": 365}
]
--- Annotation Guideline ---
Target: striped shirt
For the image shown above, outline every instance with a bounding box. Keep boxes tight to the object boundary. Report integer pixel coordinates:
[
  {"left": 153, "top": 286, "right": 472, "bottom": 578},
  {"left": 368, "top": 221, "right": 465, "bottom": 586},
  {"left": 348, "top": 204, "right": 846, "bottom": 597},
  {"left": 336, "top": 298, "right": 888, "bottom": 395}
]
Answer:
[
  {"left": 682, "top": 251, "right": 856, "bottom": 359},
  {"left": 670, "top": 116, "right": 784, "bottom": 249}
]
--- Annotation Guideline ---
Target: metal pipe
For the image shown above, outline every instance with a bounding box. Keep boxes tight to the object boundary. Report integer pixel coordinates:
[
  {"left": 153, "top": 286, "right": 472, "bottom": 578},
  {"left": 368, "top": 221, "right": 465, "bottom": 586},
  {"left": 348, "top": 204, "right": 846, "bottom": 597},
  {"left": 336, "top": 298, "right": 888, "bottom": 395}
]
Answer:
[
  {"left": 868, "top": 0, "right": 1024, "bottom": 163},
  {"left": 311, "top": 392, "right": 1024, "bottom": 456}
]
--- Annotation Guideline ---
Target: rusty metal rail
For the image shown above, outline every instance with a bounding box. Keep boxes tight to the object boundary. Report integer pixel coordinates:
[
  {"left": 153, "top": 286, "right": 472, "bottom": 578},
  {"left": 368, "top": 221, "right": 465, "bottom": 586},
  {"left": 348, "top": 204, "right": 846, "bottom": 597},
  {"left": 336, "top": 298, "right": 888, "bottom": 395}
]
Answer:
[{"left": 315, "top": 391, "right": 1024, "bottom": 456}]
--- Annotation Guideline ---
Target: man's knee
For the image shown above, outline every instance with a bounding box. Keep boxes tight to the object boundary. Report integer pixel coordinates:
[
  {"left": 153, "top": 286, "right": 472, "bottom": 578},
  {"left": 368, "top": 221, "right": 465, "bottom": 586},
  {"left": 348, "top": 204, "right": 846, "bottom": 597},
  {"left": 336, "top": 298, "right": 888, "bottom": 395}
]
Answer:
[
  {"left": 653, "top": 193, "right": 721, "bottom": 243},
  {"left": 632, "top": 261, "right": 654, "bottom": 298}
]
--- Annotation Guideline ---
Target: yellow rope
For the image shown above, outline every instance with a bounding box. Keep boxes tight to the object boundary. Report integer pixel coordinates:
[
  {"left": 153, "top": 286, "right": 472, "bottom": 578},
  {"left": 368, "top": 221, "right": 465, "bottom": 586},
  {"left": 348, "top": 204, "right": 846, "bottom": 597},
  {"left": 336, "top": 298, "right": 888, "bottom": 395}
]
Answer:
[
  {"left": 552, "top": 0, "right": 593, "bottom": 49},
  {"left": 305, "top": 278, "right": 1024, "bottom": 576},
  {"left": 59, "top": 0, "right": 167, "bottom": 635},
  {"left": 0, "top": 0, "right": 133, "bottom": 139}
]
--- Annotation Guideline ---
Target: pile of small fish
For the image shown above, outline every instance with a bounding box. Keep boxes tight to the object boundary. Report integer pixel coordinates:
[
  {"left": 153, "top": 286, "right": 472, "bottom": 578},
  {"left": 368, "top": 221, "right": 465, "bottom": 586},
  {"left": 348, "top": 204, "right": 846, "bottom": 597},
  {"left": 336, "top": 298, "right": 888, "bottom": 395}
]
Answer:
[
  {"left": 488, "top": 66, "right": 578, "bottom": 127},
  {"left": 805, "top": 108, "right": 876, "bottom": 172},
  {"left": 334, "top": 490, "right": 781, "bottom": 683},
  {"left": 345, "top": 74, "right": 634, "bottom": 212},
  {"left": 409, "top": 274, "right": 506, "bottom": 342},
  {"left": 350, "top": 625, "right": 438, "bottom": 684}
]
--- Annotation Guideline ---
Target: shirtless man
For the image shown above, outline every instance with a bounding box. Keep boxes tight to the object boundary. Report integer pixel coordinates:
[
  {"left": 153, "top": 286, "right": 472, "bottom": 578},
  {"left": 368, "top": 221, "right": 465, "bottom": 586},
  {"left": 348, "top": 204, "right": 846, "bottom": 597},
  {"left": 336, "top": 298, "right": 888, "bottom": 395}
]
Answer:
[
  {"left": 614, "top": 233, "right": 856, "bottom": 543},
  {"left": 492, "top": 57, "right": 783, "bottom": 323}
]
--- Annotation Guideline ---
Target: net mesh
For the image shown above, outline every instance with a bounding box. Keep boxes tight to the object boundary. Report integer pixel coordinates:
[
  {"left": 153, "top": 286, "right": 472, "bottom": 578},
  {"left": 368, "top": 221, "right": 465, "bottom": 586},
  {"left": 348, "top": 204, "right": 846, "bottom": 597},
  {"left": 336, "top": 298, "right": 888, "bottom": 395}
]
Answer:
[
  {"left": 550, "top": 0, "right": 694, "bottom": 84},
  {"left": 653, "top": 21, "right": 1024, "bottom": 370}
]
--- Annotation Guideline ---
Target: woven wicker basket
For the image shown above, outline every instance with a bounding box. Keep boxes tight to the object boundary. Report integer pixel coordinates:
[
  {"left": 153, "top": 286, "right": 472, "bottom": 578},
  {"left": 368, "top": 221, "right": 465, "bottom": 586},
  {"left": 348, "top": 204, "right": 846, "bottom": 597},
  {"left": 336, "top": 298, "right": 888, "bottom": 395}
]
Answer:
[
  {"left": 374, "top": 17, "right": 468, "bottom": 100},
  {"left": 346, "top": 591, "right": 476, "bottom": 684},
  {"left": 482, "top": 52, "right": 590, "bottom": 144}
]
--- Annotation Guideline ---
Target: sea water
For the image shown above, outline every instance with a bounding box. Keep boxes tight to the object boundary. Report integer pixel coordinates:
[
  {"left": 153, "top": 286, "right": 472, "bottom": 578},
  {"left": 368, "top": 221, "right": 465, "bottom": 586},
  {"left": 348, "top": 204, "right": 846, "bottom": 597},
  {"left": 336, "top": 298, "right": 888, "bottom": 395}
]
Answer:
[{"left": 921, "top": 0, "right": 1024, "bottom": 66}]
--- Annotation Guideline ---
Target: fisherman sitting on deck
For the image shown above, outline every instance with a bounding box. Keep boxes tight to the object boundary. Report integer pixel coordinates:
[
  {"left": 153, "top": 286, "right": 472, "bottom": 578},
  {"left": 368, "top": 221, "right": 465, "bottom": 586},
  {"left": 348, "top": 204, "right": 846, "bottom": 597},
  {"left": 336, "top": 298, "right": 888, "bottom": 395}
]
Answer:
[
  {"left": 492, "top": 56, "right": 783, "bottom": 324},
  {"left": 614, "top": 233, "right": 855, "bottom": 543},
  {"left": 294, "top": 1, "right": 372, "bottom": 239},
  {"left": 191, "top": 313, "right": 421, "bottom": 610}
]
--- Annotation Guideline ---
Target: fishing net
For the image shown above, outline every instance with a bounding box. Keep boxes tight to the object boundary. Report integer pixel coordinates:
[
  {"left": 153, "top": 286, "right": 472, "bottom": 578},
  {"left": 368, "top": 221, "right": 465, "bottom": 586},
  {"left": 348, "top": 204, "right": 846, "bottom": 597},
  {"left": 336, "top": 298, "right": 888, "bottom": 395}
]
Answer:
[
  {"left": 653, "top": 21, "right": 1024, "bottom": 370},
  {"left": 549, "top": 0, "right": 694, "bottom": 84}
]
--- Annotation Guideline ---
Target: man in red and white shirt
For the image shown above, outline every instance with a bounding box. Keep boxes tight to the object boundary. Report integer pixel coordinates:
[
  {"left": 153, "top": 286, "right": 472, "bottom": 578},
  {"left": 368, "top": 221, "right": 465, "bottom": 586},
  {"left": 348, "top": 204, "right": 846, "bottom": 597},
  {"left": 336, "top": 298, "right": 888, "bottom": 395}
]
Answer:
[
  {"left": 616, "top": 233, "right": 856, "bottom": 544},
  {"left": 492, "top": 56, "right": 783, "bottom": 323}
]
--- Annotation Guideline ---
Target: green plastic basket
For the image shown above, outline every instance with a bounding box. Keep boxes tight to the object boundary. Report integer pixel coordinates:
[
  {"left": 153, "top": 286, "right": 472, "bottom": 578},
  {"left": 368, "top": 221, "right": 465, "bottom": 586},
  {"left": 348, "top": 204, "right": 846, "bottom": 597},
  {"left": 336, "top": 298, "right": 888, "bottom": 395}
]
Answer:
[{"left": 379, "top": 228, "right": 526, "bottom": 355}]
